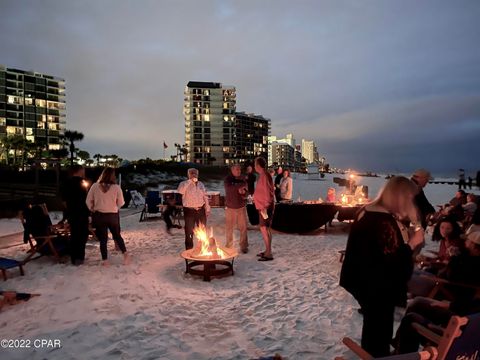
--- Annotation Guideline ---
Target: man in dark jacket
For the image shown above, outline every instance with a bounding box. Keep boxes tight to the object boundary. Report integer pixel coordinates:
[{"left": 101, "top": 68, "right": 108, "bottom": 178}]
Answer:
[
  {"left": 411, "top": 169, "right": 435, "bottom": 228},
  {"left": 224, "top": 164, "right": 249, "bottom": 253},
  {"left": 61, "top": 165, "right": 90, "bottom": 265}
]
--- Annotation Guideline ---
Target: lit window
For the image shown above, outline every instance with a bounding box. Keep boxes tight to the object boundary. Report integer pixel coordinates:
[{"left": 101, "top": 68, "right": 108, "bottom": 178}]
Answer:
[
  {"left": 223, "top": 103, "right": 228, "bottom": 109},
  {"left": 37, "top": 121, "right": 45, "bottom": 129},
  {"left": 7, "top": 96, "right": 21, "bottom": 105},
  {"left": 48, "top": 123, "right": 57, "bottom": 130},
  {"left": 223, "top": 116, "right": 229, "bottom": 121},
  {"left": 26, "top": 128, "right": 33, "bottom": 136},
  {"left": 26, "top": 135, "right": 35, "bottom": 142},
  {"left": 48, "top": 144, "right": 61, "bottom": 150},
  {"left": 0, "top": 117, "right": 5, "bottom": 126},
  {"left": 204, "top": 115, "right": 209, "bottom": 121},
  {"left": 35, "top": 99, "right": 46, "bottom": 107},
  {"left": 25, "top": 98, "right": 34, "bottom": 105},
  {"left": 6, "top": 126, "right": 23, "bottom": 135}
]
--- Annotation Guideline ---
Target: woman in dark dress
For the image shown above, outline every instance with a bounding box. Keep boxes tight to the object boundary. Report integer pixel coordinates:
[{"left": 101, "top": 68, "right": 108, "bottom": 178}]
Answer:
[{"left": 340, "top": 176, "right": 425, "bottom": 357}]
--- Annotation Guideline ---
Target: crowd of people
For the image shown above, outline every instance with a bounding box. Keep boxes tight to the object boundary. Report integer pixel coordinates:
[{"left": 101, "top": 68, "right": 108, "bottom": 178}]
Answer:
[
  {"left": 22, "top": 161, "right": 480, "bottom": 355},
  {"left": 340, "top": 169, "right": 480, "bottom": 357},
  {"left": 176, "top": 157, "right": 276, "bottom": 261}
]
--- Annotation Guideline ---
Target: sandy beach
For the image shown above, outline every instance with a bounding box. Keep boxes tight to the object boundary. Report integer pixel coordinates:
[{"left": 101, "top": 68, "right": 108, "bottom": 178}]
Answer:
[{"left": 0, "top": 175, "right": 478, "bottom": 359}]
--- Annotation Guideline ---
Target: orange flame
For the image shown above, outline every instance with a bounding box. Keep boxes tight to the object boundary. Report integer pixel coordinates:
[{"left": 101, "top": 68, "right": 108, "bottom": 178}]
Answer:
[{"left": 192, "top": 224, "right": 227, "bottom": 259}]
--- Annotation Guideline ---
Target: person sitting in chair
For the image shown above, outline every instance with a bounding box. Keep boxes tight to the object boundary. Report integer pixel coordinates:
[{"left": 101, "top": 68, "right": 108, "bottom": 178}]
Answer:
[
  {"left": 163, "top": 195, "right": 182, "bottom": 235},
  {"left": 394, "top": 231, "right": 480, "bottom": 354}
]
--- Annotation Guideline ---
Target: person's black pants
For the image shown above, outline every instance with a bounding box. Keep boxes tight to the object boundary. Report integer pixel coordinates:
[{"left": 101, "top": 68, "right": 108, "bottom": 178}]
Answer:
[
  {"left": 394, "top": 297, "right": 453, "bottom": 354},
  {"left": 68, "top": 215, "right": 89, "bottom": 263},
  {"left": 93, "top": 212, "right": 127, "bottom": 260},
  {"left": 163, "top": 205, "right": 175, "bottom": 230},
  {"left": 360, "top": 300, "right": 395, "bottom": 357},
  {"left": 183, "top": 207, "right": 206, "bottom": 249}
]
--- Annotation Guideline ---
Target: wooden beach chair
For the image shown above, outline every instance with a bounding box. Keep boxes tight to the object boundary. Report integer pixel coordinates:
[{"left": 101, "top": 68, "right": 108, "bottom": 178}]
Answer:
[
  {"left": 21, "top": 204, "right": 69, "bottom": 263},
  {"left": 416, "top": 273, "right": 480, "bottom": 301},
  {"left": 337, "top": 313, "right": 480, "bottom": 360}
]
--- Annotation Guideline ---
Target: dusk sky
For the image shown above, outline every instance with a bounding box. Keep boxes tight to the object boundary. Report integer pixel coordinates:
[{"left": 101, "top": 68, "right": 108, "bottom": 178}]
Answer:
[{"left": 1, "top": 0, "right": 479, "bottom": 175}]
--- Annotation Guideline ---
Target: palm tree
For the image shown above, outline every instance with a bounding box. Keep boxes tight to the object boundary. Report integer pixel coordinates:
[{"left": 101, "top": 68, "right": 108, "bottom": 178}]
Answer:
[
  {"left": 0, "top": 136, "right": 13, "bottom": 165},
  {"left": 93, "top": 153, "right": 102, "bottom": 167},
  {"left": 64, "top": 130, "right": 84, "bottom": 166},
  {"left": 9, "top": 135, "right": 25, "bottom": 168},
  {"left": 77, "top": 150, "right": 90, "bottom": 163}
]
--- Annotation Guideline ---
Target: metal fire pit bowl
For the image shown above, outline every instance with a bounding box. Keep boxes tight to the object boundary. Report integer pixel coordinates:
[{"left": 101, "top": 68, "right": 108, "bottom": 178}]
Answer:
[{"left": 181, "top": 246, "right": 238, "bottom": 282}]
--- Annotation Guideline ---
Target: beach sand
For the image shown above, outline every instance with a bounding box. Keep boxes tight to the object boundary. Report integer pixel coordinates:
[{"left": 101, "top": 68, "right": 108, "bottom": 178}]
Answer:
[{"left": 0, "top": 175, "right": 476, "bottom": 359}]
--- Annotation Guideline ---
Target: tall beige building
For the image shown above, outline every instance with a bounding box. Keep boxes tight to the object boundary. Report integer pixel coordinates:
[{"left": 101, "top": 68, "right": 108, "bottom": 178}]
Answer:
[
  {"left": 301, "top": 139, "right": 318, "bottom": 164},
  {"left": 184, "top": 81, "right": 236, "bottom": 165}
]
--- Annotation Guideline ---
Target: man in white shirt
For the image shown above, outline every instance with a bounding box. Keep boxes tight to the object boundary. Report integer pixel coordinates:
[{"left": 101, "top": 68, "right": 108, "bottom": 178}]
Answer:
[{"left": 177, "top": 168, "right": 211, "bottom": 249}]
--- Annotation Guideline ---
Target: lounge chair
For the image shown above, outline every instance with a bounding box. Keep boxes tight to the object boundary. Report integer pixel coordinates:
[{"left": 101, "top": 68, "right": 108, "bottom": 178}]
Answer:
[
  {"left": 0, "top": 258, "right": 25, "bottom": 281},
  {"left": 21, "top": 204, "right": 70, "bottom": 263},
  {"left": 139, "top": 191, "right": 162, "bottom": 222},
  {"left": 337, "top": 313, "right": 480, "bottom": 360}
]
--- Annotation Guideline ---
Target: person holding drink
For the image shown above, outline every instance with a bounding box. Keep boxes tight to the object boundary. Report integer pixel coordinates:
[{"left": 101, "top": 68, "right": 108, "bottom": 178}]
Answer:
[{"left": 177, "top": 168, "right": 210, "bottom": 250}]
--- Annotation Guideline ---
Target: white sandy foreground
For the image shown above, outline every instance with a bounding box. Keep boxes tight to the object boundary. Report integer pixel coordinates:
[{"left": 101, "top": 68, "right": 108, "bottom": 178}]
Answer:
[
  {"left": 0, "top": 207, "right": 365, "bottom": 360},
  {"left": 0, "top": 177, "right": 474, "bottom": 360}
]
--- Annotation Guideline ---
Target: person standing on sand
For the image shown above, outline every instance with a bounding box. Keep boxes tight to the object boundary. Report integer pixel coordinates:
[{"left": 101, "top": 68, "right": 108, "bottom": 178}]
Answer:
[
  {"left": 254, "top": 157, "right": 275, "bottom": 261},
  {"left": 411, "top": 169, "right": 435, "bottom": 229},
  {"left": 61, "top": 165, "right": 90, "bottom": 266},
  {"left": 279, "top": 169, "right": 293, "bottom": 202},
  {"left": 86, "top": 167, "right": 130, "bottom": 266},
  {"left": 458, "top": 168, "right": 466, "bottom": 190},
  {"left": 177, "top": 168, "right": 210, "bottom": 250},
  {"left": 245, "top": 163, "right": 256, "bottom": 195},
  {"left": 224, "top": 164, "right": 249, "bottom": 253},
  {"left": 340, "top": 176, "right": 425, "bottom": 357},
  {"left": 274, "top": 166, "right": 283, "bottom": 202}
]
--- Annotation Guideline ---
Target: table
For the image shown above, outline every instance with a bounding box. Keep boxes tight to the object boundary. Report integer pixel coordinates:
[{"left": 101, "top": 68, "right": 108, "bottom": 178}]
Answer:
[
  {"left": 247, "top": 203, "right": 338, "bottom": 233},
  {"left": 336, "top": 205, "right": 362, "bottom": 222}
]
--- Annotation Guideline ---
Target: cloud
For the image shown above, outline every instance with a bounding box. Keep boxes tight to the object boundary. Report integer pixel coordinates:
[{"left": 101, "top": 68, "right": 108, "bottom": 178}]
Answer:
[{"left": 1, "top": 0, "right": 479, "bottom": 173}]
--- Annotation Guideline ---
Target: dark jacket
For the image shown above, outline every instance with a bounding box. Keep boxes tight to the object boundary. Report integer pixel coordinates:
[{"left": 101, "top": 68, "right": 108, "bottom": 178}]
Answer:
[
  {"left": 61, "top": 176, "right": 90, "bottom": 219},
  {"left": 224, "top": 174, "right": 247, "bottom": 209},
  {"left": 246, "top": 173, "right": 256, "bottom": 195},
  {"left": 412, "top": 181, "right": 434, "bottom": 228},
  {"left": 340, "top": 208, "right": 414, "bottom": 306},
  {"left": 444, "top": 251, "right": 480, "bottom": 315}
]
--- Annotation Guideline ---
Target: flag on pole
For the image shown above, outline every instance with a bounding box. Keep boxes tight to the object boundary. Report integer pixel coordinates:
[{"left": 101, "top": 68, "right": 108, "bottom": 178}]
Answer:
[{"left": 163, "top": 141, "right": 168, "bottom": 149}]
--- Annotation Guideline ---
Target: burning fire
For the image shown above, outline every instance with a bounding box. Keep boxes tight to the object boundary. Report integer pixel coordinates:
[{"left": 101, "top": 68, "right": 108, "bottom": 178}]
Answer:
[{"left": 192, "top": 224, "right": 227, "bottom": 259}]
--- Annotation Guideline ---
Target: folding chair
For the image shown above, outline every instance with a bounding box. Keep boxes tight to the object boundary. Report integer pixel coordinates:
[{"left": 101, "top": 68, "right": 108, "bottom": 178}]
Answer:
[
  {"left": 129, "top": 190, "right": 145, "bottom": 208},
  {"left": 21, "top": 204, "right": 69, "bottom": 263},
  {"left": 0, "top": 258, "right": 25, "bottom": 281},
  {"left": 139, "top": 191, "right": 162, "bottom": 222}
]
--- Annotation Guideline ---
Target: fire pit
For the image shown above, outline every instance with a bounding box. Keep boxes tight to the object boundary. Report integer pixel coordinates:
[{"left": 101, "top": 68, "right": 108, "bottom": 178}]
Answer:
[{"left": 181, "top": 225, "right": 238, "bottom": 281}]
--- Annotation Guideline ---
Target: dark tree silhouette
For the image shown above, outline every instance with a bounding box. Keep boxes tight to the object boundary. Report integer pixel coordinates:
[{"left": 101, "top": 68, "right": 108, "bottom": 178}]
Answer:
[{"left": 64, "top": 130, "right": 84, "bottom": 166}]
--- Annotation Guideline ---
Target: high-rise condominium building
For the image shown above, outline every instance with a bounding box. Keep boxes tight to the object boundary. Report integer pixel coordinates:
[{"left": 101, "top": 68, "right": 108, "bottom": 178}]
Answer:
[
  {"left": 0, "top": 65, "right": 66, "bottom": 151},
  {"left": 301, "top": 139, "right": 318, "bottom": 164},
  {"left": 184, "top": 81, "right": 236, "bottom": 166},
  {"left": 270, "top": 142, "right": 295, "bottom": 168},
  {"left": 234, "top": 112, "right": 270, "bottom": 164},
  {"left": 268, "top": 133, "right": 295, "bottom": 165}
]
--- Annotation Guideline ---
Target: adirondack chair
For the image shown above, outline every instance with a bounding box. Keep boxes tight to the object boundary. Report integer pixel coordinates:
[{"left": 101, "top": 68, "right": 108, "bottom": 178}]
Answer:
[
  {"left": 21, "top": 204, "right": 69, "bottom": 263},
  {"left": 337, "top": 313, "right": 480, "bottom": 360}
]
